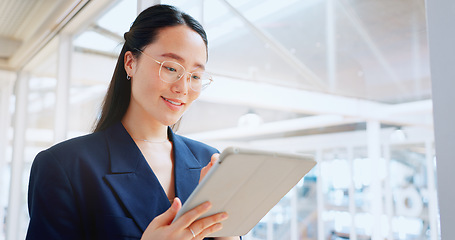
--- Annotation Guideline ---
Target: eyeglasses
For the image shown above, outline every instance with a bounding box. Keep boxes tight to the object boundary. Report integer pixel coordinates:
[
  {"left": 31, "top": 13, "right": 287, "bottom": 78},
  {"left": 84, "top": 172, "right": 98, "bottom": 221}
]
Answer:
[{"left": 135, "top": 49, "right": 213, "bottom": 92}]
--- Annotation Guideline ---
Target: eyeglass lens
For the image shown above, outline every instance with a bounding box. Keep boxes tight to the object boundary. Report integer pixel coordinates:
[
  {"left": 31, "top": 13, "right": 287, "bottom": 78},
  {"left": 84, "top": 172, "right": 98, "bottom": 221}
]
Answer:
[{"left": 159, "top": 61, "right": 211, "bottom": 92}]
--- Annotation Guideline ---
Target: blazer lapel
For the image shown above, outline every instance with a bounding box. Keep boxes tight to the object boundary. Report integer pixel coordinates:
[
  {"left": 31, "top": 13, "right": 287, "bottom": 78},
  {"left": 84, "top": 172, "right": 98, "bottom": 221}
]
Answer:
[
  {"left": 169, "top": 128, "right": 204, "bottom": 204},
  {"left": 103, "top": 123, "right": 170, "bottom": 232}
]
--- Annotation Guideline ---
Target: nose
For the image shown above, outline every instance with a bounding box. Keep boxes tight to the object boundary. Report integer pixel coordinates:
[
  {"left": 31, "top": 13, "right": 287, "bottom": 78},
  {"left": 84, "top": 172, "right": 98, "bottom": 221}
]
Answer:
[{"left": 171, "top": 73, "right": 191, "bottom": 94}]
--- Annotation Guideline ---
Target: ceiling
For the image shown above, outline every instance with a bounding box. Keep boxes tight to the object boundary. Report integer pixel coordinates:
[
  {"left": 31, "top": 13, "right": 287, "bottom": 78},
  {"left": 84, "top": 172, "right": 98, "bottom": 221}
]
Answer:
[
  {"left": 196, "top": 0, "right": 431, "bottom": 104},
  {"left": 0, "top": 0, "right": 118, "bottom": 71},
  {"left": 0, "top": 0, "right": 86, "bottom": 70}
]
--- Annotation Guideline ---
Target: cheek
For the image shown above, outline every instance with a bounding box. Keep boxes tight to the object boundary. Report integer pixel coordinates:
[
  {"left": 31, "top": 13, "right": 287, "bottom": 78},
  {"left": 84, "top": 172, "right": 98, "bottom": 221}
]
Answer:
[
  {"left": 187, "top": 91, "right": 201, "bottom": 105},
  {"left": 132, "top": 79, "right": 149, "bottom": 97},
  {"left": 132, "top": 75, "right": 162, "bottom": 96}
]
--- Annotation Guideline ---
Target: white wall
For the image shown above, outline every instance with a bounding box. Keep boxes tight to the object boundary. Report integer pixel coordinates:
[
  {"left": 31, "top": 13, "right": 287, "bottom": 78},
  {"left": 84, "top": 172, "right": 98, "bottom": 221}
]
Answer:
[{"left": 426, "top": 0, "right": 455, "bottom": 239}]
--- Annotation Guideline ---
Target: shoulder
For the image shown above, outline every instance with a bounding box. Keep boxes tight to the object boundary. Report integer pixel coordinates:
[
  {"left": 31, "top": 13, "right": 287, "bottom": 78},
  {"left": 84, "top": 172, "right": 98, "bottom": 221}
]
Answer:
[
  {"left": 32, "top": 131, "right": 108, "bottom": 171},
  {"left": 44, "top": 131, "right": 106, "bottom": 158}
]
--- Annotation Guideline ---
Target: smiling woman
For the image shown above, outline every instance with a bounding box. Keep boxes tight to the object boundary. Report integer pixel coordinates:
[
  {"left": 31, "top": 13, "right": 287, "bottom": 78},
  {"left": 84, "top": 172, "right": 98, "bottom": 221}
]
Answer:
[
  {"left": 123, "top": 25, "right": 207, "bottom": 127},
  {"left": 26, "top": 4, "right": 240, "bottom": 240}
]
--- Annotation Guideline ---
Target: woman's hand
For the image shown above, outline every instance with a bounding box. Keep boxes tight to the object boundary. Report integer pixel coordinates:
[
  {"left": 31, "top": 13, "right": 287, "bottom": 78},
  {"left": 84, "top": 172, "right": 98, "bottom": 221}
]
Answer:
[
  {"left": 200, "top": 153, "right": 219, "bottom": 182},
  {"left": 141, "top": 197, "right": 228, "bottom": 240}
]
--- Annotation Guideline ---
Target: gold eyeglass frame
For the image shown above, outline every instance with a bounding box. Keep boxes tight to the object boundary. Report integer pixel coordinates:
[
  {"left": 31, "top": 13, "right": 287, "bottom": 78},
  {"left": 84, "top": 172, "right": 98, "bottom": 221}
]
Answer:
[{"left": 135, "top": 48, "right": 213, "bottom": 92}]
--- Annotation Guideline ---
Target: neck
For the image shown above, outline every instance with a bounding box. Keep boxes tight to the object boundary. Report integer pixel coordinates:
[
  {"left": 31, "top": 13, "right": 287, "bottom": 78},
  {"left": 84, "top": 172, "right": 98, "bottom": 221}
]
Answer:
[{"left": 121, "top": 109, "right": 169, "bottom": 142}]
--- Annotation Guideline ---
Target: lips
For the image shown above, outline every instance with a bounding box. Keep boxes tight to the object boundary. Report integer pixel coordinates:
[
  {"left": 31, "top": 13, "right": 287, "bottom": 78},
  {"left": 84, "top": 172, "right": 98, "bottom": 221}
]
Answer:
[{"left": 162, "top": 96, "right": 184, "bottom": 106}]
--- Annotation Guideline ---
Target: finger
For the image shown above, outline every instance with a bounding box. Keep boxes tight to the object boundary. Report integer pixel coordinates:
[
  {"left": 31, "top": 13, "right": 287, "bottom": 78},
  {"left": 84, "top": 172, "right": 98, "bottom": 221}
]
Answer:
[
  {"left": 200, "top": 153, "right": 219, "bottom": 181},
  {"left": 150, "top": 198, "right": 181, "bottom": 227},
  {"left": 210, "top": 153, "right": 220, "bottom": 164},
  {"left": 201, "top": 155, "right": 215, "bottom": 172},
  {"left": 196, "top": 222, "right": 223, "bottom": 240},
  {"left": 172, "top": 201, "right": 212, "bottom": 230},
  {"left": 187, "top": 226, "right": 197, "bottom": 239},
  {"left": 203, "top": 153, "right": 219, "bottom": 171},
  {"left": 190, "top": 212, "right": 228, "bottom": 236}
]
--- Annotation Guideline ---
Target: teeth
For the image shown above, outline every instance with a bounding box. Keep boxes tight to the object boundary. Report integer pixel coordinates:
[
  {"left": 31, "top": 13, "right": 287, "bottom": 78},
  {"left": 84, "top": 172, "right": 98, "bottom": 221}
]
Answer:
[{"left": 164, "top": 97, "right": 182, "bottom": 106}]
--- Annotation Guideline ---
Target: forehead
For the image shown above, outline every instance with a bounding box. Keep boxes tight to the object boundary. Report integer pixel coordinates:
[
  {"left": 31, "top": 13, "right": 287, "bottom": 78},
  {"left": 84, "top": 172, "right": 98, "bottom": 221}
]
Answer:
[{"left": 145, "top": 25, "right": 207, "bottom": 64}]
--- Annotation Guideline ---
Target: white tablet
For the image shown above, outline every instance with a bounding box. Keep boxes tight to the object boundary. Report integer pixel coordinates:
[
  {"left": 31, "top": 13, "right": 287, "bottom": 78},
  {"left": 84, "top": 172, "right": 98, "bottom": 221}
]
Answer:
[{"left": 173, "top": 147, "right": 316, "bottom": 237}]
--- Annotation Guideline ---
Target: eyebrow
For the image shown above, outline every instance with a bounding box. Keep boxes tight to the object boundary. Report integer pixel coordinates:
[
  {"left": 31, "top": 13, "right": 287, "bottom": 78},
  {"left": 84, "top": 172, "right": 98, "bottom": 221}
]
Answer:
[{"left": 160, "top": 53, "right": 206, "bottom": 71}]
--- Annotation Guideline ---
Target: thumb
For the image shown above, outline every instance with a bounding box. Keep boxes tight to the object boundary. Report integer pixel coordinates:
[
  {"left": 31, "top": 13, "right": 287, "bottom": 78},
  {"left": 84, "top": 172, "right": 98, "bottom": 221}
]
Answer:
[
  {"left": 201, "top": 153, "right": 219, "bottom": 181},
  {"left": 151, "top": 198, "right": 182, "bottom": 226},
  {"left": 210, "top": 153, "right": 220, "bottom": 165}
]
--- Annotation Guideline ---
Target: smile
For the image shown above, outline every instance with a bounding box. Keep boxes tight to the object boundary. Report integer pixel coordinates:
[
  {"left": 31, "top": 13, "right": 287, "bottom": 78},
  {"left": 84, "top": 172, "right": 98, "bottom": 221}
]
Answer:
[{"left": 162, "top": 97, "right": 183, "bottom": 106}]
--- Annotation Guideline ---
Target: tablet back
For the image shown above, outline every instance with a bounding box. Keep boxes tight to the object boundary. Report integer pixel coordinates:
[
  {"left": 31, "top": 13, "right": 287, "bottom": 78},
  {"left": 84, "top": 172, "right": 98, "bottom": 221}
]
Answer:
[{"left": 174, "top": 147, "right": 316, "bottom": 237}]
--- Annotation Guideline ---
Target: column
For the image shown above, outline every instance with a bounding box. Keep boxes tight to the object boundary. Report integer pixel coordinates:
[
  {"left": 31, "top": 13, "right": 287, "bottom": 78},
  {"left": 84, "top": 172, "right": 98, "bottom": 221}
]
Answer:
[
  {"left": 426, "top": 0, "right": 455, "bottom": 238},
  {"left": 326, "top": 0, "right": 337, "bottom": 92},
  {"left": 347, "top": 146, "right": 357, "bottom": 240},
  {"left": 0, "top": 71, "right": 15, "bottom": 165},
  {"left": 54, "top": 34, "right": 72, "bottom": 143},
  {"left": 6, "top": 71, "right": 29, "bottom": 240},
  {"left": 316, "top": 149, "right": 324, "bottom": 240},
  {"left": 290, "top": 187, "right": 298, "bottom": 240},
  {"left": 383, "top": 143, "right": 393, "bottom": 240},
  {"left": 266, "top": 212, "right": 274, "bottom": 240},
  {"left": 0, "top": 71, "right": 15, "bottom": 240},
  {"left": 367, "top": 121, "right": 382, "bottom": 240},
  {"left": 425, "top": 141, "right": 438, "bottom": 240}
]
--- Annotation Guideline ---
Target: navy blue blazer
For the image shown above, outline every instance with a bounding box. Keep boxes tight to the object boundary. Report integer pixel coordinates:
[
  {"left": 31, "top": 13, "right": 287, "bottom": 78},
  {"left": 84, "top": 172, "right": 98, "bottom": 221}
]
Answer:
[{"left": 26, "top": 122, "right": 219, "bottom": 239}]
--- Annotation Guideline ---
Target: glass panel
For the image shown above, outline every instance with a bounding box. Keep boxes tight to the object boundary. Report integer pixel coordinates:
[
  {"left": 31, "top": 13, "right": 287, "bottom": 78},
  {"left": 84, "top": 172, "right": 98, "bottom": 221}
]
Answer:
[
  {"left": 8, "top": 0, "right": 437, "bottom": 239},
  {"left": 67, "top": 50, "right": 115, "bottom": 136},
  {"left": 97, "top": 0, "right": 137, "bottom": 36},
  {"left": 73, "top": 31, "right": 121, "bottom": 54},
  {"left": 297, "top": 166, "right": 318, "bottom": 239},
  {"left": 352, "top": 147, "right": 375, "bottom": 238},
  {"left": 165, "top": 0, "right": 435, "bottom": 239},
  {"left": 389, "top": 143, "right": 435, "bottom": 240},
  {"left": 167, "top": 0, "right": 430, "bottom": 103},
  {"left": 320, "top": 148, "right": 351, "bottom": 239}
]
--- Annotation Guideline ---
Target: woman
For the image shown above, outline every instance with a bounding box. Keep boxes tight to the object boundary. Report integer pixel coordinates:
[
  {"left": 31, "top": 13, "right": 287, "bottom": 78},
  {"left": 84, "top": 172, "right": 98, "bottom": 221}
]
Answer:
[{"left": 27, "top": 4, "right": 240, "bottom": 240}]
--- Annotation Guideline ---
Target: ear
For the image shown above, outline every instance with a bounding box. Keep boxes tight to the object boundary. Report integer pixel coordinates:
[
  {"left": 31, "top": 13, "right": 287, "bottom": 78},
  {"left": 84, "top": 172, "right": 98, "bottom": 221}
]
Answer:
[{"left": 124, "top": 51, "right": 137, "bottom": 77}]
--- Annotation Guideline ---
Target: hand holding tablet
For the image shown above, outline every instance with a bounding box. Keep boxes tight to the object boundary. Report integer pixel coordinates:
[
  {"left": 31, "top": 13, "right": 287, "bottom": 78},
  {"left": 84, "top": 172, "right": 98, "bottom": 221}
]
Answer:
[{"left": 173, "top": 147, "right": 317, "bottom": 237}]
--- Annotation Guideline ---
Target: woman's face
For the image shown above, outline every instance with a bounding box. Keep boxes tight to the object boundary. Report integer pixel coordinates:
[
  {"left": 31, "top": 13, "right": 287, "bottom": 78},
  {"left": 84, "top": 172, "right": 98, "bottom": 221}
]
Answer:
[{"left": 124, "top": 25, "right": 207, "bottom": 126}]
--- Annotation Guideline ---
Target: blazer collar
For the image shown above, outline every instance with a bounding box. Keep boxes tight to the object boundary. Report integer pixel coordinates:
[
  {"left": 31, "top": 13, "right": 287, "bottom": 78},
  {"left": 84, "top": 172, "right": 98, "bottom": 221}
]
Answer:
[
  {"left": 169, "top": 128, "right": 203, "bottom": 203},
  {"left": 105, "top": 122, "right": 142, "bottom": 173},
  {"left": 103, "top": 122, "right": 204, "bottom": 232}
]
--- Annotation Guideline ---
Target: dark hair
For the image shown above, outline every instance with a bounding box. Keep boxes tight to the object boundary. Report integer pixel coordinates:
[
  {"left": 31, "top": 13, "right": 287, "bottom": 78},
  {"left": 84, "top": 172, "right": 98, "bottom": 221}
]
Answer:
[{"left": 93, "top": 4, "right": 208, "bottom": 132}]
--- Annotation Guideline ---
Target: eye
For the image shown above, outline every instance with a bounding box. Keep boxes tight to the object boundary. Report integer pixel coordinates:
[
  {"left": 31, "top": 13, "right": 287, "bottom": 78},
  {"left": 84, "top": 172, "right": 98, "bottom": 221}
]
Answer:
[
  {"left": 191, "top": 73, "right": 204, "bottom": 81},
  {"left": 164, "top": 66, "right": 177, "bottom": 72}
]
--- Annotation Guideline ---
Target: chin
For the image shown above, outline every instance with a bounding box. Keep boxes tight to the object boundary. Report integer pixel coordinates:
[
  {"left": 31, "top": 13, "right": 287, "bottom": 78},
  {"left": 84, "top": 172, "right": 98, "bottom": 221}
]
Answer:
[{"left": 160, "top": 117, "right": 182, "bottom": 127}]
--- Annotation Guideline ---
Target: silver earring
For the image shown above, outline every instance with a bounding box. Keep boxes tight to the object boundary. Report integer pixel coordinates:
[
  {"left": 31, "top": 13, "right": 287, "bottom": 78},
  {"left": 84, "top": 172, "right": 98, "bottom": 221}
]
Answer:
[{"left": 127, "top": 75, "right": 131, "bottom": 81}]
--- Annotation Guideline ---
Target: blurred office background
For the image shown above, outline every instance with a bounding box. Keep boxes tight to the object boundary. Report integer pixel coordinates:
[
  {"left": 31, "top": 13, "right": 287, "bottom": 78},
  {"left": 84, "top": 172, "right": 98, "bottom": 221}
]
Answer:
[{"left": 0, "top": 0, "right": 453, "bottom": 239}]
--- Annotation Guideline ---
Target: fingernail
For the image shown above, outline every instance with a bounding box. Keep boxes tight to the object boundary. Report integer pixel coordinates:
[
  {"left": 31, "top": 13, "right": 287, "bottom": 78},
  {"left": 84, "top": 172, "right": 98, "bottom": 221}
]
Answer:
[
  {"left": 203, "top": 201, "right": 211, "bottom": 209},
  {"left": 172, "top": 198, "right": 179, "bottom": 209},
  {"left": 215, "top": 223, "right": 223, "bottom": 231},
  {"left": 221, "top": 213, "right": 228, "bottom": 220}
]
